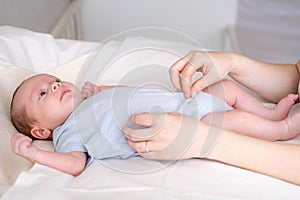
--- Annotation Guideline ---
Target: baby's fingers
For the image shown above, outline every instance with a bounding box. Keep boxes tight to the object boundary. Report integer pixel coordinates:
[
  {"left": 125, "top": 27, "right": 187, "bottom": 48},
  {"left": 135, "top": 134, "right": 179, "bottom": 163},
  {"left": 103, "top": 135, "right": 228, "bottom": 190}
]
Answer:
[
  {"left": 11, "top": 133, "right": 32, "bottom": 153},
  {"left": 82, "top": 81, "right": 93, "bottom": 88},
  {"left": 11, "top": 133, "right": 31, "bottom": 146},
  {"left": 81, "top": 88, "right": 93, "bottom": 99},
  {"left": 81, "top": 81, "right": 98, "bottom": 99}
]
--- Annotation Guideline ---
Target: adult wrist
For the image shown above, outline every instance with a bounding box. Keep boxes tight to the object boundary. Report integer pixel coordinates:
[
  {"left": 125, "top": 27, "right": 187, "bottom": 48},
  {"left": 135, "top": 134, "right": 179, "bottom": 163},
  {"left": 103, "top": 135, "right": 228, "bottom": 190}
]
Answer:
[
  {"left": 197, "top": 123, "right": 223, "bottom": 159},
  {"left": 227, "top": 52, "right": 240, "bottom": 73}
]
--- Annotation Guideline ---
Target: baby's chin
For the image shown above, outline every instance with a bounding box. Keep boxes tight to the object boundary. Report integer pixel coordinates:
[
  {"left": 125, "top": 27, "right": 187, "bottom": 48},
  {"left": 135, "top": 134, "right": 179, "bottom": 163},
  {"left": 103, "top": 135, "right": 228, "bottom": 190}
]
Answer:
[
  {"left": 68, "top": 89, "right": 83, "bottom": 108},
  {"left": 56, "top": 109, "right": 74, "bottom": 128},
  {"left": 72, "top": 96, "right": 84, "bottom": 110},
  {"left": 56, "top": 99, "right": 81, "bottom": 126}
]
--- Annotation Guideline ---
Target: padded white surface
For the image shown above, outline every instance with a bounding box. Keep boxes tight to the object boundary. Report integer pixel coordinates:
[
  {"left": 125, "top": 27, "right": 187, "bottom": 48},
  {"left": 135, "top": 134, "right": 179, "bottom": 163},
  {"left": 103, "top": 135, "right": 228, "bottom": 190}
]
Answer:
[
  {"left": 1, "top": 26, "right": 300, "bottom": 199},
  {"left": 3, "top": 158, "right": 300, "bottom": 200},
  {"left": 0, "top": 25, "right": 98, "bottom": 71}
]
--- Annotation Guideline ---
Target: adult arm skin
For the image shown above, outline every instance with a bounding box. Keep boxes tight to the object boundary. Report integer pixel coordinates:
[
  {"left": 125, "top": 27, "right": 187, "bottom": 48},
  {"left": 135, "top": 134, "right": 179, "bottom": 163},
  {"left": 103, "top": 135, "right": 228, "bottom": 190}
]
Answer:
[
  {"left": 123, "top": 112, "right": 300, "bottom": 186},
  {"left": 208, "top": 125, "right": 300, "bottom": 185},
  {"left": 228, "top": 53, "right": 300, "bottom": 102},
  {"left": 170, "top": 51, "right": 300, "bottom": 102}
]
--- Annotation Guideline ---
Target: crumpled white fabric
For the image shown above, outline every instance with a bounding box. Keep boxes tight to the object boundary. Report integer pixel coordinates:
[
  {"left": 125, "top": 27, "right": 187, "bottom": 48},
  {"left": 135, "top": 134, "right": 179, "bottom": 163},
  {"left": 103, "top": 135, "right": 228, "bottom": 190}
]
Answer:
[
  {"left": 3, "top": 157, "right": 300, "bottom": 200},
  {"left": 0, "top": 25, "right": 98, "bottom": 71}
]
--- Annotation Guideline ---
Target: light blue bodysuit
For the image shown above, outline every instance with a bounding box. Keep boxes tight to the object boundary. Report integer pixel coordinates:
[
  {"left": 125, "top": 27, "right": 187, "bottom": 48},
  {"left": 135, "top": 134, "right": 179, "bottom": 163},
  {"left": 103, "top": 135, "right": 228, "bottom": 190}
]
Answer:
[{"left": 53, "top": 87, "right": 232, "bottom": 163}]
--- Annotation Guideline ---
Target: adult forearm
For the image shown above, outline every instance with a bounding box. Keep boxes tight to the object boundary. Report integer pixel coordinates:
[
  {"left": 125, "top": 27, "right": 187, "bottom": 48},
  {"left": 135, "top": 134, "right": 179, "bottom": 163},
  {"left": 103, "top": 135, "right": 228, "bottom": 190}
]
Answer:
[
  {"left": 228, "top": 53, "right": 299, "bottom": 103},
  {"left": 207, "top": 129, "right": 300, "bottom": 185},
  {"left": 124, "top": 112, "right": 300, "bottom": 185}
]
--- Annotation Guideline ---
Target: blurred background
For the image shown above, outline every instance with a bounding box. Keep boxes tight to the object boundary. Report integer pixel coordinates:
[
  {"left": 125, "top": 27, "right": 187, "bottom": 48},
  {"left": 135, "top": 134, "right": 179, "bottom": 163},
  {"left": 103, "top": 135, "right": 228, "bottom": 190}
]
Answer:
[{"left": 0, "top": 0, "right": 299, "bottom": 63}]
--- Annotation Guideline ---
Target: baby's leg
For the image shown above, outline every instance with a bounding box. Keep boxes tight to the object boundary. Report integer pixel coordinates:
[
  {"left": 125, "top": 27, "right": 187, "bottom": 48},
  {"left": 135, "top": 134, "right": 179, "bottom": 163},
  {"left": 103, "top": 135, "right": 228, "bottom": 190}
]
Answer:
[
  {"left": 203, "top": 80, "right": 298, "bottom": 121},
  {"left": 201, "top": 110, "right": 292, "bottom": 141}
]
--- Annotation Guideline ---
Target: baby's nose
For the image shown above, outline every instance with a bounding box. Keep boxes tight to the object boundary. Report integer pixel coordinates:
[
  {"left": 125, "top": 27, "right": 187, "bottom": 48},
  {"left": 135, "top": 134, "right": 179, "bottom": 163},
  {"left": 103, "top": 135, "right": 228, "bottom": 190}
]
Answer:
[{"left": 51, "top": 82, "right": 62, "bottom": 91}]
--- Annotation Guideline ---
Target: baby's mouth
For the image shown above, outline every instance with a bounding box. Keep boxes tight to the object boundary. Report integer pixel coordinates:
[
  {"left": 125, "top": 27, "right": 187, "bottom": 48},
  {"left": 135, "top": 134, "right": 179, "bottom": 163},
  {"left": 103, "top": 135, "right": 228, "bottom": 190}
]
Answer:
[{"left": 60, "top": 90, "right": 71, "bottom": 101}]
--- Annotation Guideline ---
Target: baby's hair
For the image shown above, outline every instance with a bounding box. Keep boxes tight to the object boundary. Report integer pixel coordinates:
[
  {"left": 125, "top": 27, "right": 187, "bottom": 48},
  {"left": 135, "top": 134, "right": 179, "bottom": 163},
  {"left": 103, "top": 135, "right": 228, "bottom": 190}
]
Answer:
[{"left": 10, "top": 81, "right": 37, "bottom": 139}]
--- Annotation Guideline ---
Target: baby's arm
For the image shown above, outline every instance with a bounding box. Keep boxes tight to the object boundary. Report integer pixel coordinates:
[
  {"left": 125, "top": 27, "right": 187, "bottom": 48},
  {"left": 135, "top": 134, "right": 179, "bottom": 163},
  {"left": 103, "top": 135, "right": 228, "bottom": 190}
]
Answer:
[
  {"left": 81, "top": 81, "right": 122, "bottom": 99},
  {"left": 11, "top": 133, "right": 86, "bottom": 176}
]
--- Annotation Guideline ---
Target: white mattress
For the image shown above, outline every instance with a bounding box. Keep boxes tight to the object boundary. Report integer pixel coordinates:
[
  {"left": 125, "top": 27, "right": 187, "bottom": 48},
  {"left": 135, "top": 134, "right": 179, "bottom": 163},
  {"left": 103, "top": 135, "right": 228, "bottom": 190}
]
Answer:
[{"left": 1, "top": 26, "right": 300, "bottom": 200}]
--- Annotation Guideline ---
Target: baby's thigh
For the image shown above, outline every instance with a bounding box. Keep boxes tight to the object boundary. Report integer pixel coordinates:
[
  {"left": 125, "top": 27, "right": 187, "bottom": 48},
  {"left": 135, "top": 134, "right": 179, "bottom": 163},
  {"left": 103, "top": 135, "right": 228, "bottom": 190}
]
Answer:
[
  {"left": 203, "top": 80, "right": 243, "bottom": 106},
  {"left": 202, "top": 109, "right": 256, "bottom": 136}
]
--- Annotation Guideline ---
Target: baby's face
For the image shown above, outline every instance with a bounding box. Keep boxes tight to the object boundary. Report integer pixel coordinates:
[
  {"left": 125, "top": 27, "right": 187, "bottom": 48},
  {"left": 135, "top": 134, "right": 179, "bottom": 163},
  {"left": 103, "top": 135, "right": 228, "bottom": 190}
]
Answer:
[{"left": 15, "top": 74, "right": 83, "bottom": 131}]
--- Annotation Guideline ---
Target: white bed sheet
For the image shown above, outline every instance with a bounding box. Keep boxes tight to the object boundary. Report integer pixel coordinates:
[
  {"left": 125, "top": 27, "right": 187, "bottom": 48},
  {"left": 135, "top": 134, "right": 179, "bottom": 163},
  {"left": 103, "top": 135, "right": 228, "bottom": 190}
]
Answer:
[
  {"left": 4, "top": 158, "right": 300, "bottom": 200},
  {"left": 1, "top": 26, "right": 300, "bottom": 200}
]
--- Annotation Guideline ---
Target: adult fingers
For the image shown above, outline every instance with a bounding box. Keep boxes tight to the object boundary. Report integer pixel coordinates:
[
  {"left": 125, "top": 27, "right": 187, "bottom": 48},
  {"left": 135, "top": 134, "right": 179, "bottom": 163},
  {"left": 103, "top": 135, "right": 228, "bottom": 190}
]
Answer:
[
  {"left": 123, "top": 125, "right": 156, "bottom": 141},
  {"left": 171, "top": 51, "right": 210, "bottom": 98},
  {"left": 127, "top": 140, "right": 154, "bottom": 154},
  {"left": 169, "top": 58, "right": 189, "bottom": 91},
  {"left": 137, "top": 113, "right": 206, "bottom": 160},
  {"left": 169, "top": 51, "right": 196, "bottom": 91},
  {"left": 123, "top": 113, "right": 167, "bottom": 141},
  {"left": 131, "top": 112, "right": 153, "bottom": 127},
  {"left": 179, "top": 61, "right": 199, "bottom": 98},
  {"left": 190, "top": 74, "right": 217, "bottom": 96},
  {"left": 191, "top": 65, "right": 224, "bottom": 95}
]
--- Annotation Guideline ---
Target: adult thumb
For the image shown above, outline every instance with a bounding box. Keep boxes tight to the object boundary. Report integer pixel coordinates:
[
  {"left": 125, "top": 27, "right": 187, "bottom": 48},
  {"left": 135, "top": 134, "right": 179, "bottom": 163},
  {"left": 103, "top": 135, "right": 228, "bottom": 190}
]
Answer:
[
  {"left": 190, "top": 77, "right": 209, "bottom": 96},
  {"left": 191, "top": 73, "right": 221, "bottom": 96},
  {"left": 132, "top": 112, "right": 168, "bottom": 126},
  {"left": 131, "top": 112, "right": 154, "bottom": 127}
]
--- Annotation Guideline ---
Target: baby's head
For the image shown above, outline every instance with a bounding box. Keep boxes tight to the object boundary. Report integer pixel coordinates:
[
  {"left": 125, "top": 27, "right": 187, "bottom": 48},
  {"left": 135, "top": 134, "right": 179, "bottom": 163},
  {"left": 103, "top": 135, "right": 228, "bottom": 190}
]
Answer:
[{"left": 10, "top": 74, "right": 83, "bottom": 139}]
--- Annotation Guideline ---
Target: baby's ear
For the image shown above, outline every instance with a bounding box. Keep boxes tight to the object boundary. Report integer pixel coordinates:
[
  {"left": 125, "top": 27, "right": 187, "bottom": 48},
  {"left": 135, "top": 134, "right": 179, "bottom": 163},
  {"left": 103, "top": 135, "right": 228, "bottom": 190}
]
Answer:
[{"left": 31, "top": 126, "right": 52, "bottom": 139}]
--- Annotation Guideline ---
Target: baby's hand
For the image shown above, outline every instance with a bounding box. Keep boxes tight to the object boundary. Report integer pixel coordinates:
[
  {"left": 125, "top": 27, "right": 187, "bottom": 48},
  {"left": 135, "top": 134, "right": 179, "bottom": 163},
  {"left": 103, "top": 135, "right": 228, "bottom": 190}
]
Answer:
[
  {"left": 82, "top": 81, "right": 121, "bottom": 99},
  {"left": 81, "top": 81, "right": 99, "bottom": 99},
  {"left": 11, "top": 133, "right": 39, "bottom": 162}
]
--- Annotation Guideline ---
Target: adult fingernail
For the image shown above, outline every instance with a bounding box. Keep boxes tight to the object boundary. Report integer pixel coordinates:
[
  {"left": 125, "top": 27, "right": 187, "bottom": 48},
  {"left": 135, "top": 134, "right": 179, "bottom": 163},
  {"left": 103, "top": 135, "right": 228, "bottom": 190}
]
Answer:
[
  {"left": 191, "top": 91, "right": 196, "bottom": 98},
  {"left": 191, "top": 87, "right": 199, "bottom": 97}
]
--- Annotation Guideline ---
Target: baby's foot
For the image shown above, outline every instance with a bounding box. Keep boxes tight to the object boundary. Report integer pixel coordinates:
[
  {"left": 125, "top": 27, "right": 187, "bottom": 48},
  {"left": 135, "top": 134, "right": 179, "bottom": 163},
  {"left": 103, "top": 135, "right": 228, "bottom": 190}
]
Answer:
[
  {"left": 282, "top": 105, "right": 300, "bottom": 140},
  {"left": 81, "top": 81, "right": 99, "bottom": 99},
  {"left": 271, "top": 94, "right": 298, "bottom": 120}
]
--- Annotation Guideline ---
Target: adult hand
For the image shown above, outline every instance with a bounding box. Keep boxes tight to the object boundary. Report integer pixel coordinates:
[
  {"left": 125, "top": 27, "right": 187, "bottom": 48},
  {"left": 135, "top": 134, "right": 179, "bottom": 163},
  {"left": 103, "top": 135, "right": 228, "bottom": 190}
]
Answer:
[
  {"left": 169, "top": 51, "right": 234, "bottom": 98},
  {"left": 123, "top": 112, "right": 220, "bottom": 160}
]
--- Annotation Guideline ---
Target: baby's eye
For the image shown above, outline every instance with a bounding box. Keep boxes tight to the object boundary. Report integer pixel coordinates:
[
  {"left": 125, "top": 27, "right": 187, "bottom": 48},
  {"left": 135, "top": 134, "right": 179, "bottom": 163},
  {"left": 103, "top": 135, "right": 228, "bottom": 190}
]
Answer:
[
  {"left": 56, "top": 79, "right": 61, "bottom": 83},
  {"left": 39, "top": 91, "right": 47, "bottom": 99}
]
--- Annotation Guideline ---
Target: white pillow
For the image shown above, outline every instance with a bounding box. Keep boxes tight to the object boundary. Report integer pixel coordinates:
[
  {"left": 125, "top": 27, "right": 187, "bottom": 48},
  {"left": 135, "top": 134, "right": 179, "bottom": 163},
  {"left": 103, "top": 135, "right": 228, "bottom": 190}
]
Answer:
[
  {"left": 0, "top": 25, "right": 98, "bottom": 72},
  {"left": 0, "top": 53, "right": 89, "bottom": 191},
  {"left": 80, "top": 37, "right": 203, "bottom": 89}
]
